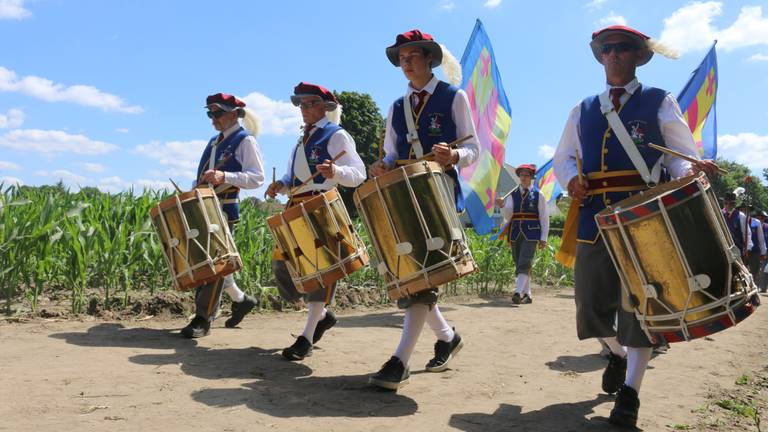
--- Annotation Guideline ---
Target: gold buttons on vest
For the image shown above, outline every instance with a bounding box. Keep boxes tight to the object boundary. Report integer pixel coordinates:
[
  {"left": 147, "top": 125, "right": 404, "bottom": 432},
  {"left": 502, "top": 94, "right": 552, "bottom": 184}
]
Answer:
[{"left": 602, "top": 181, "right": 608, "bottom": 187}]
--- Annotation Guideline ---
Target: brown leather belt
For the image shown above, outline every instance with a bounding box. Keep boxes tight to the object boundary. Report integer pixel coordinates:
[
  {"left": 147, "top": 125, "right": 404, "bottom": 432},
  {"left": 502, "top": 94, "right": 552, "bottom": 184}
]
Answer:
[
  {"left": 511, "top": 213, "right": 538, "bottom": 221},
  {"left": 586, "top": 174, "right": 647, "bottom": 195}
]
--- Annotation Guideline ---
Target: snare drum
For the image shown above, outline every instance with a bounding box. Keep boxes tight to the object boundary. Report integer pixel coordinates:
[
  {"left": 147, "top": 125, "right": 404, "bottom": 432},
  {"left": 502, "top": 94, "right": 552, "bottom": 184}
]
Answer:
[
  {"left": 267, "top": 188, "right": 369, "bottom": 294},
  {"left": 354, "top": 161, "right": 477, "bottom": 300},
  {"left": 151, "top": 187, "right": 242, "bottom": 291},
  {"left": 596, "top": 173, "right": 759, "bottom": 343}
]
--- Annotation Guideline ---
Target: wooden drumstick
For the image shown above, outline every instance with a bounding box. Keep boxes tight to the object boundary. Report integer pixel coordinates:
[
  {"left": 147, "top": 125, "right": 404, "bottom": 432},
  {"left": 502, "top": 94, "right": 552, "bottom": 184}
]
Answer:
[
  {"left": 197, "top": 154, "right": 233, "bottom": 184},
  {"left": 289, "top": 150, "right": 348, "bottom": 195},
  {"left": 647, "top": 143, "right": 728, "bottom": 174},
  {"left": 415, "top": 134, "right": 474, "bottom": 162},
  {"left": 168, "top": 178, "right": 183, "bottom": 194}
]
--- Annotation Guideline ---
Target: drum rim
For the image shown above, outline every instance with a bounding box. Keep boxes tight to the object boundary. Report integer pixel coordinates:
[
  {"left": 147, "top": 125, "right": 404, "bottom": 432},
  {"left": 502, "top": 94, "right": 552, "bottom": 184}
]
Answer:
[
  {"left": 150, "top": 187, "right": 217, "bottom": 218},
  {"left": 354, "top": 161, "right": 443, "bottom": 201},
  {"left": 266, "top": 188, "right": 341, "bottom": 228},
  {"left": 595, "top": 173, "right": 703, "bottom": 219}
]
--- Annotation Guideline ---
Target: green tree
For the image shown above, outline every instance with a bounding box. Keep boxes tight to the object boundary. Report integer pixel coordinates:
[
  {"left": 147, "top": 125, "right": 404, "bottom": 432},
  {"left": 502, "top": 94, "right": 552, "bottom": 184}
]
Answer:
[
  {"left": 334, "top": 90, "right": 385, "bottom": 216},
  {"left": 710, "top": 158, "right": 768, "bottom": 212}
]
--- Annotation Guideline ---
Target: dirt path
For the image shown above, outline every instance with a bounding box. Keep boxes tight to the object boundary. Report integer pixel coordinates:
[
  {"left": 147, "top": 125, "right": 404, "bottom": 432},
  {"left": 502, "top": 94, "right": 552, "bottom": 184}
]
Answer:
[{"left": 1, "top": 289, "right": 766, "bottom": 432}]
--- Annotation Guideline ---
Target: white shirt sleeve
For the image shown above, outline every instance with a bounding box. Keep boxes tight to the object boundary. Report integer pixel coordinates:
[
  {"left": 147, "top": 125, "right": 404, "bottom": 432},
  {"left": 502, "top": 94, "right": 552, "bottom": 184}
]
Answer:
[
  {"left": 327, "top": 129, "right": 366, "bottom": 187},
  {"left": 452, "top": 89, "right": 480, "bottom": 167},
  {"left": 758, "top": 222, "right": 767, "bottom": 255},
  {"left": 658, "top": 94, "right": 696, "bottom": 178},
  {"left": 538, "top": 192, "right": 550, "bottom": 241},
  {"left": 740, "top": 213, "right": 754, "bottom": 251},
  {"left": 553, "top": 104, "right": 582, "bottom": 189},
  {"left": 500, "top": 193, "right": 514, "bottom": 222},
  {"left": 223, "top": 135, "right": 265, "bottom": 189},
  {"left": 383, "top": 104, "right": 399, "bottom": 167}
]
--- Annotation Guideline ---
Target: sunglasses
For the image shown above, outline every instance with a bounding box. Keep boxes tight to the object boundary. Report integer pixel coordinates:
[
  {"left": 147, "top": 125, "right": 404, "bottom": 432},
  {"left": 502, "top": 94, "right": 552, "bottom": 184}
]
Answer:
[
  {"left": 206, "top": 110, "right": 229, "bottom": 119},
  {"left": 601, "top": 42, "right": 638, "bottom": 55},
  {"left": 298, "top": 100, "right": 324, "bottom": 109}
]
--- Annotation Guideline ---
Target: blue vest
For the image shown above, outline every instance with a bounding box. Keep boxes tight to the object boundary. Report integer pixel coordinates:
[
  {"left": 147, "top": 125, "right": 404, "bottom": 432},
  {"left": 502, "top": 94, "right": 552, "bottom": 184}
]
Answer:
[
  {"left": 391, "top": 80, "right": 464, "bottom": 212},
  {"left": 577, "top": 85, "right": 667, "bottom": 243},
  {"left": 750, "top": 218, "right": 761, "bottom": 253},
  {"left": 507, "top": 186, "right": 542, "bottom": 241},
  {"left": 196, "top": 127, "right": 248, "bottom": 221},
  {"left": 290, "top": 122, "right": 341, "bottom": 187},
  {"left": 723, "top": 209, "right": 745, "bottom": 253}
]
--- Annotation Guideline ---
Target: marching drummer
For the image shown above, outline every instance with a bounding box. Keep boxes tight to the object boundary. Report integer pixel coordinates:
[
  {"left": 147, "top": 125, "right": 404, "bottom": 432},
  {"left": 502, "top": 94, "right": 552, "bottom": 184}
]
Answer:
[
  {"left": 181, "top": 93, "right": 265, "bottom": 338},
  {"left": 722, "top": 193, "right": 753, "bottom": 258},
  {"left": 744, "top": 205, "right": 767, "bottom": 282},
  {"left": 495, "top": 164, "right": 550, "bottom": 305},
  {"left": 368, "top": 29, "right": 479, "bottom": 390},
  {"left": 552, "top": 25, "right": 717, "bottom": 427},
  {"left": 265, "top": 82, "right": 365, "bottom": 361}
]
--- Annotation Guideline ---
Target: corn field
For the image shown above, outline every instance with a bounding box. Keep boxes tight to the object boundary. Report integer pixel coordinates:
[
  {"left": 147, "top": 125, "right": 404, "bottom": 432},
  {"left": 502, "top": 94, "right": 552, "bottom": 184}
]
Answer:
[{"left": 0, "top": 184, "right": 573, "bottom": 315}]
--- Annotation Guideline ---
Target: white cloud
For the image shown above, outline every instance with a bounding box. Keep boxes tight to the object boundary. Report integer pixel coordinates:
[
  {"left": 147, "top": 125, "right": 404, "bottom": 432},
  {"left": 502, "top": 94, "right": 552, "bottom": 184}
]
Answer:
[
  {"left": 597, "top": 11, "right": 627, "bottom": 27},
  {"left": 0, "top": 176, "right": 23, "bottom": 187},
  {"left": 0, "top": 108, "right": 23, "bottom": 128},
  {"left": 440, "top": 0, "right": 456, "bottom": 11},
  {"left": 0, "top": 0, "right": 30, "bottom": 20},
  {"left": 537, "top": 145, "right": 556, "bottom": 159},
  {"left": 0, "top": 66, "right": 142, "bottom": 113},
  {"left": 239, "top": 92, "right": 302, "bottom": 136},
  {"left": 586, "top": 0, "right": 608, "bottom": 10},
  {"left": 484, "top": 0, "right": 501, "bottom": 8},
  {"left": 133, "top": 139, "right": 207, "bottom": 180},
  {"left": 748, "top": 53, "right": 768, "bottom": 62},
  {"left": 115, "top": 128, "right": 129, "bottom": 133},
  {"left": 0, "top": 160, "right": 20, "bottom": 170},
  {"left": 718, "top": 132, "right": 768, "bottom": 176},
  {"left": 95, "top": 175, "right": 173, "bottom": 193},
  {"left": 0, "top": 129, "right": 118, "bottom": 155},
  {"left": 659, "top": 3, "right": 768, "bottom": 55},
  {"left": 82, "top": 162, "right": 105, "bottom": 173},
  {"left": 36, "top": 169, "right": 88, "bottom": 186}
]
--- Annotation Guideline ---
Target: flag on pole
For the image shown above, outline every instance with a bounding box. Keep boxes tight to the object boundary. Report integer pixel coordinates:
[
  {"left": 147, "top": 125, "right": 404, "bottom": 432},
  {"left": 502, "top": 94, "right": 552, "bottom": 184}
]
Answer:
[
  {"left": 458, "top": 19, "right": 512, "bottom": 235},
  {"left": 677, "top": 42, "right": 718, "bottom": 159},
  {"left": 536, "top": 158, "right": 561, "bottom": 203}
]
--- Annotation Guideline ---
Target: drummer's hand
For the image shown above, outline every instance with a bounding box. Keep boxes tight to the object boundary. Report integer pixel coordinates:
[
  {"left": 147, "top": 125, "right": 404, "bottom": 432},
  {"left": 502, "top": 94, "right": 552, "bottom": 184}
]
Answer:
[
  {"left": 433, "top": 143, "right": 459, "bottom": 167},
  {"left": 317, "top": 160, "right": 336, "bottom": 179},
  {"left": 567, "top": 176, "right": 588, "bottom": 200},
  {"left": 495, "top": 198, "right": 505, "bottom": 209},
  {"left": 538, "top": 240, "right": 547, "bottom": 250},
  {"left": 202, "top": 170, "right": 225, "bottom": 185},
  {"left": 688, "top": 159, "right": 720, "bottom": 178},
  {"left": 266, "top": 181, "right": 283, "bottom": 198},
  {"left": 370, "top": 160, "right": 392, "bottom": 177}
]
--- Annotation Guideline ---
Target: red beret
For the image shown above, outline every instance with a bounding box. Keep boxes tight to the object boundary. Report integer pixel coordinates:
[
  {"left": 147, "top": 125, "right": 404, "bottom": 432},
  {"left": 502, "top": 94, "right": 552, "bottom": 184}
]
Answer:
[
  {"left": 291, "top": 82, "right": 338, "bottom": 108},
  {"left": 205, "top": 93, "right": 246, "bottom": 110},
  {"left": 515, "top": 164, "right": 537, "bottom": 176},
  {"left": 386, "top": 29, "right": 443, "bottom": 67}
]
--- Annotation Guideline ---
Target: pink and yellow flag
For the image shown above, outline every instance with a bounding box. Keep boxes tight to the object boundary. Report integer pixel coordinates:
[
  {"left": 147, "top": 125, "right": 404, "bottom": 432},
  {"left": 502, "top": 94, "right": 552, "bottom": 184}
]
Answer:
[
  {"left": 536, "top": 158, "right": 561, "bottom": 203},
  {"left": 458, "top": 19, "right": 511, "bottom": 234},
  {"left": 677, "top": 42, "right": 718, "bottom": 159}
]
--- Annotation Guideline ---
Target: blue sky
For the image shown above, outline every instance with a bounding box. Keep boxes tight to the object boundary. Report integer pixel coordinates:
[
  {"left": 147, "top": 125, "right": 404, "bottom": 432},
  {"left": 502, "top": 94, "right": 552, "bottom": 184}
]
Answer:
[{"left": 1, "top": 0, "right": 767, "bottom": 197}]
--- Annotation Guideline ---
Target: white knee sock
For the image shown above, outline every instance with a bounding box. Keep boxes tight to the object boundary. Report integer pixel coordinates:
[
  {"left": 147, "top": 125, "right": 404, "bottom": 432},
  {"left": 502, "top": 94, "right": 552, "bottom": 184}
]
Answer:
[
  {"left": 301, "top": 301, "right": 326, "bottom": 341},
  {"left": 425, "top": 305, "right": 454, "bottom": 342},
  {"left": 393, "top": 305, "right": 428, "bottom": 366},
  {"left": 515, "top": 274, "right": 528, "bottom": 295},
  {"left": 223, "top": 276, "right": 245, "bottom": 302},
  {"left": 524, "top": 273, "right": 532, "bottom": 296},
  {"left": 601, "top": 336, "right": 627, "bottom": 358},
  {"left": 625, "top": 347, "right": 652, "bottom": 392}
]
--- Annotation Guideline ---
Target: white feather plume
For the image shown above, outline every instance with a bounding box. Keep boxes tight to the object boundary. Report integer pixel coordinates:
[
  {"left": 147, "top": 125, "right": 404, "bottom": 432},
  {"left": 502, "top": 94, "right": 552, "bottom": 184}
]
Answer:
[
  {"left": 647, "top": 39, "right": 680, "bottom": 59},
  {"left": 439, "top": 43, "right": 462, "bottom": 86},
  {"left": 241, "top": 107, "right": 260, "bottom": 137},
  {"left": 733, "top": 186, "right": 746, "bottom": 197},
  {"left": 327, "top": 104, "right": 343, "bottom": 125}
]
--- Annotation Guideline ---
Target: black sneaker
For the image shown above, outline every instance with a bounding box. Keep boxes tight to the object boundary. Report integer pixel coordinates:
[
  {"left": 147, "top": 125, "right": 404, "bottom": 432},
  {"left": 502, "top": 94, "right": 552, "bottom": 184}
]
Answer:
[
  {"left": 312, "top": 310, "right": 337, "bottom": 344},
  {"left": 521, "top": 294, "right": 533, "bottom": 304},
  {"left": 282, "top": 335, "right": 312, "bottom": 361},
  {"left": 225, "top": 294, "right": 258, "bottom": 328},
  {"left": 181, "top": 316, "right": 210, "bottom": 339},
  {"left": 512, "top": 292, "right": 522, "bottom": 304},
  {"left": 369, "top": 356, "right": 410, "bottom": 390},
  {"left": 425, "top": 330, "right": 464, "bottom": 372},
  {"left": 609, "top": 384, "right": 640, "bottom": 428},
  {"left": 602, "top": 352, "right": 627, "bottom": 394}
]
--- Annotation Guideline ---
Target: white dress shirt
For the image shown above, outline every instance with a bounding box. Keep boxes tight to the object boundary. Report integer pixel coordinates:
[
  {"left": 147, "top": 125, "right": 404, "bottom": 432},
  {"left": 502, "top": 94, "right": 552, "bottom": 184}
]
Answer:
[
  {"left": 500, "top": 186, "right": 550, "bottom": 241},
  {"left": 279, "top": 116, "right": 366, "bottom": 194},
  {"left": 194, "top": 122, "right": 265, "bottom": 189},
  {"left": 382, "top": 75, "right": 480, "bottom": 168},
  {"left": 553, "top": 78, "right": 697, "bottom": 188}
]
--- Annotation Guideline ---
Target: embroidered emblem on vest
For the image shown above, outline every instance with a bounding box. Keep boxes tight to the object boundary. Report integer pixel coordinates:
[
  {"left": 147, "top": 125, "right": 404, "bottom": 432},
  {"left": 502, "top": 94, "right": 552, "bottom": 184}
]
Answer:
[
  {"left": 427, "top": 112, "right": 444, "bottom": 136},
  {"left": 628, "top": 120, "right": 647, "bottom": 145},
  {"left": 308, "top": 146, "right": 321, "bottom": 164}
]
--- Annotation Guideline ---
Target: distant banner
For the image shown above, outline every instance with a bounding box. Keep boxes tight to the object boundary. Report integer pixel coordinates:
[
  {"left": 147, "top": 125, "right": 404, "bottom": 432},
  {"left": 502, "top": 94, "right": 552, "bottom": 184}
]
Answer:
[
  {"left": 458, "top": 19, "right": 512, "bottom": 235},
  {"left": 536, "top": 158, "right": 561, "bottom": 203},
  {"left": 677, "top": 42, "right": 718, "bottom": 159}
]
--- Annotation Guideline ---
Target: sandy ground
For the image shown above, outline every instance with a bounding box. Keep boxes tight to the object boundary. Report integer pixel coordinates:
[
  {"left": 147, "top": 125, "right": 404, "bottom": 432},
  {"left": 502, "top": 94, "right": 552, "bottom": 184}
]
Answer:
[{"left": 1, "top": 289, "right": 766, "bottom": 432}]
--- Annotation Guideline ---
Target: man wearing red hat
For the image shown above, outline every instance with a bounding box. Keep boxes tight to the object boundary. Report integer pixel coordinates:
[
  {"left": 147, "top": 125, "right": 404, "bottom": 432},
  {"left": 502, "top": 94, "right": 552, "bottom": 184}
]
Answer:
[
  {"left": 265, "top": 82, "right": 365, "bottom": 361},
  {"left": 368, "top": 29, "right": 479, "bottom": 391},
  {"left": 181, "top": 93, "right": 265, "bottom": 338},
  {"left": 495, "top": 164, "right": 550, "bottom": 305},
  {"left": 552, "top": 25, "right": 717, "bottom": 427}
]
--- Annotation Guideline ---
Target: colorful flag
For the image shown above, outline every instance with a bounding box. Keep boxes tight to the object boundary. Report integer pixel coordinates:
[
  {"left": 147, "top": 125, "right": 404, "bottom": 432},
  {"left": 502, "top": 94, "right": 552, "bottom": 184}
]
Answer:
[
  {"left": 536, "top": 158, "right": 561, "bottom": 203},
  {"left": 458, "top": 19, "right": 512, "bottom": 235},
  {"left": 677, "top": 42, "right": 718, "bottom": 159}
]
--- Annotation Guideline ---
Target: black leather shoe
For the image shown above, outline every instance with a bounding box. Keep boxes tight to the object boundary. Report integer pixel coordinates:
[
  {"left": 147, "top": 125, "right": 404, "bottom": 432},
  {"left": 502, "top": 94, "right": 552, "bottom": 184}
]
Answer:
[
  {"left": 369, "top": 356, "right": 410, "bottom": 390},
  {"left": 181, "top": 316, "right": 210, "bottom": 339},
  {"left": 602, "top": 352, "right": 627, "bottom": 394},
  {"left": 425, "top": 330, "right": 464, "bottom": 372},
  {"left": 521, "top": 294, "right": 533, "bottom": 304},
  {"left": 312, "top": 310, "right": 337, "bottom": 343},
  {"left": 512, "top": 293, "right": 522, "bottom": 304},
  {"left": 225, "top": 294, "right": 258, "bottom": 328},
  {"left": 609, "top": 384, "right": 640, "bottom": 428},
  {"left": 282, "top": 336, "right": 312, "bottom": 361}
]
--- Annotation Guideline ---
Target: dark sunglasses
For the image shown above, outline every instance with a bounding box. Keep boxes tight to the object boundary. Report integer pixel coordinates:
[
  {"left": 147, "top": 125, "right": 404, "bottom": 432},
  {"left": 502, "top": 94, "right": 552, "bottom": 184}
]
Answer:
[
  {"left": 206, "top": 110, "right": 228, "bottom": 119},
  {"left": 601, "top": 42, "right": 638, "bottom": 55}
]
